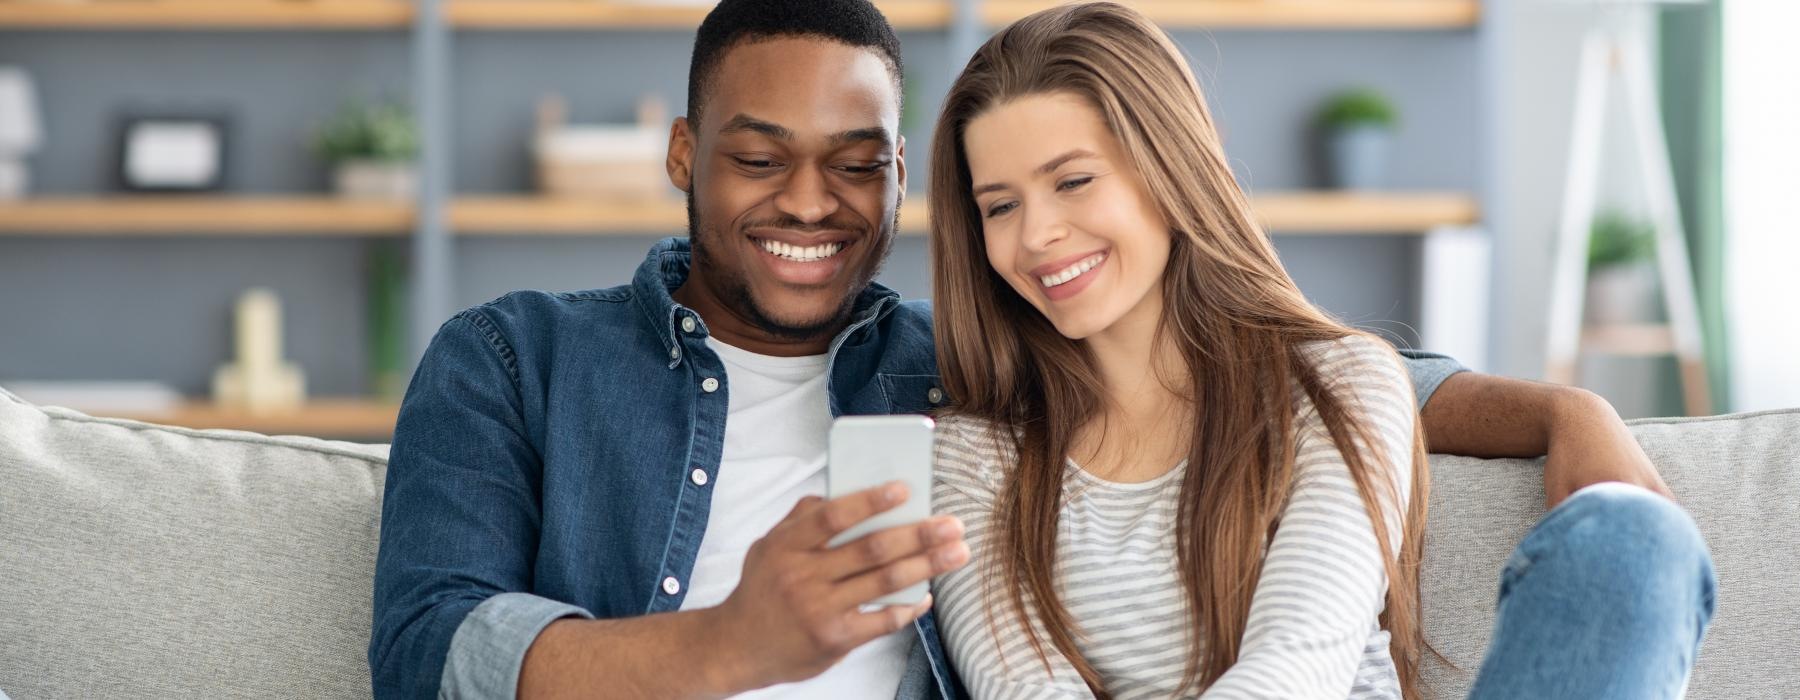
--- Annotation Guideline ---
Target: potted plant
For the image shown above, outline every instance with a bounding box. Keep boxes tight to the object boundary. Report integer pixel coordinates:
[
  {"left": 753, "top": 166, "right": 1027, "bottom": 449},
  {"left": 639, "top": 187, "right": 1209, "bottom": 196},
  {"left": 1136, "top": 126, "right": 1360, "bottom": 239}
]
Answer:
[
  {"left": 1584, "top": 211, "right": 1661, "bottom": 325},
  {"left": 1317, "top": 88, "right": 1398, "bottom": 191},
  {"left": 314, "top": 99, "right": 417, "bottom": 201}
]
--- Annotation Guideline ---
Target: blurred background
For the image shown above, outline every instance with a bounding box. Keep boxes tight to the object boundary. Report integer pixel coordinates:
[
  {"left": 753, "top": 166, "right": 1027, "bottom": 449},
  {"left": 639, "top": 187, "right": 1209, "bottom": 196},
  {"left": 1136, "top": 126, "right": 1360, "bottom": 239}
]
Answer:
[{"left": 0, "top": 0, "right": 1792, "bottom": 442}]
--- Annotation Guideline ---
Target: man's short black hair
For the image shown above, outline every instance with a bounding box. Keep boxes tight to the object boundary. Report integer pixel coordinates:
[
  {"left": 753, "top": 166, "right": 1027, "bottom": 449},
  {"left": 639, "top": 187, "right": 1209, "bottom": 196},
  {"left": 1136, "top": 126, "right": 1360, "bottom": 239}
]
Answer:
[{"left": 688, "top": 0, "right": 904, "bottom": 127}]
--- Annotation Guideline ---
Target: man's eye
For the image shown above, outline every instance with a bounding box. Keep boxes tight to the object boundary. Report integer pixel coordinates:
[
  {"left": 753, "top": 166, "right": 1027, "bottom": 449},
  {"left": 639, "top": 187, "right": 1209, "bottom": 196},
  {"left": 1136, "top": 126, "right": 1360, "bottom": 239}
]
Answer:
[
  {"left": 840, "top": 162, "right": 889, "bottom": 175},
  {"left": 985, "top": 201, "right": 1018, "bottom": 219},
  {"left": 735, "top": 158, "right": 778, "bottom": 169},
  {"left": 1057, "top": 176, "right": 1094, "bottom": 192}
]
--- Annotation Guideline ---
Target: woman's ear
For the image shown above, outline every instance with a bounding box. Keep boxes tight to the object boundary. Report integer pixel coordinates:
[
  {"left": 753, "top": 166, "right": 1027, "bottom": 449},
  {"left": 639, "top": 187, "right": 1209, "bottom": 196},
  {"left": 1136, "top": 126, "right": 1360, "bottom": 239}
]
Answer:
[{"left": 666, "top": 117, "right": 694, "bottom": 193}]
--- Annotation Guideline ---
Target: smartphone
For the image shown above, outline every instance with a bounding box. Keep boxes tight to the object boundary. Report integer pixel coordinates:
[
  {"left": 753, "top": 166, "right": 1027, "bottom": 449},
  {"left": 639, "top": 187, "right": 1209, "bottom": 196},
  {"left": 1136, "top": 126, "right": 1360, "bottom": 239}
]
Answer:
[{"left": 826, "top": 415, "right": 936, "bottom": 607}]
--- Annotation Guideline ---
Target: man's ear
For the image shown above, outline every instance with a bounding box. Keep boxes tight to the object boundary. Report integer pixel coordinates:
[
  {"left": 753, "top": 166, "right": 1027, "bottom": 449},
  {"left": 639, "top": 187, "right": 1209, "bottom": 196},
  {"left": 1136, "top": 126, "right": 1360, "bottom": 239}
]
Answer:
[
  {"left": 667, "top": 116, "right": 695, "bottom": 193},
  {"left": 895, "top": 133, "right": 907, "bottom": 199}
]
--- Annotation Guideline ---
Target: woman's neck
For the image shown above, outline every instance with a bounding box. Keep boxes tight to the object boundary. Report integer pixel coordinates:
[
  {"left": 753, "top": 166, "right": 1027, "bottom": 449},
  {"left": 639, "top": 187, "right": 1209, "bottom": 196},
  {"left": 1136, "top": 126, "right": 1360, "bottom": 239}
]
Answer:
[{"left": 1074, "top": 291, "right": 1193, "bottom": 480}]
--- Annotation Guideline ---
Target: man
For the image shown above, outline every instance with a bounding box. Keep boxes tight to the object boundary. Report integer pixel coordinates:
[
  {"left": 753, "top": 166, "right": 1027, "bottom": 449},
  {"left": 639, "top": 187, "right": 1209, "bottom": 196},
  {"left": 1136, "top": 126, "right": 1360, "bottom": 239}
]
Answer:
[{"left": 369, "top": 1, "right": 1688, "bottom": 698}]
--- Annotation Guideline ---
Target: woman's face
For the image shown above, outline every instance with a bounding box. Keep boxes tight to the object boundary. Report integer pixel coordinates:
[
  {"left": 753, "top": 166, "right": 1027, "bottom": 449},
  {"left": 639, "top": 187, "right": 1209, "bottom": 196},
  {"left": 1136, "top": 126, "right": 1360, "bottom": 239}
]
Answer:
[{"left": 964, "top": 91, "right": 1172, "bottom": 341}]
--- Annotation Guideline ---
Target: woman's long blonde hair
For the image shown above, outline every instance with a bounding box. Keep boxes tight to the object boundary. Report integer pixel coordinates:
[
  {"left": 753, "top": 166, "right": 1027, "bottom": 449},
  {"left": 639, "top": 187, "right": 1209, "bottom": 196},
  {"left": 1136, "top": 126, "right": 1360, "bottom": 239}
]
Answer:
[{"left": 927, "top": 3, "right": 1431, "bottom": 697}]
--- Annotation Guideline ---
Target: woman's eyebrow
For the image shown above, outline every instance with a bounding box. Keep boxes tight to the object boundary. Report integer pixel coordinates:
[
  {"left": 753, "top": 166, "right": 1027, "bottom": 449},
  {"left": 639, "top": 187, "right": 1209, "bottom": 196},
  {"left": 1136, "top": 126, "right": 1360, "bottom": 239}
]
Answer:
[{"left": 972, "top": 148, "right": 1098, "bottom": 195}]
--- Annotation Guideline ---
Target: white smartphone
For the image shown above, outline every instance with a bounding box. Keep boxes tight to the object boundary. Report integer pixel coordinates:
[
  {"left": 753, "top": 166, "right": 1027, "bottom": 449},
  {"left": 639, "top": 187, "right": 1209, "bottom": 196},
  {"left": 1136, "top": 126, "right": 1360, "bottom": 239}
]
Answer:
[{"left": 826, "top": 415, "right": 936, "bottom": 607}]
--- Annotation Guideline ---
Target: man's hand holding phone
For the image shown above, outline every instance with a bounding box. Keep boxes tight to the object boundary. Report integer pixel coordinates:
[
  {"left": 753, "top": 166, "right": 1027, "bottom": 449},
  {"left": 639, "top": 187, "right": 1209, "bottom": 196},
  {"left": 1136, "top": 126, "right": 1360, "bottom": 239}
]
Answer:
[{"left": 706, "top": 483, "right": 968, "bottom": 690}]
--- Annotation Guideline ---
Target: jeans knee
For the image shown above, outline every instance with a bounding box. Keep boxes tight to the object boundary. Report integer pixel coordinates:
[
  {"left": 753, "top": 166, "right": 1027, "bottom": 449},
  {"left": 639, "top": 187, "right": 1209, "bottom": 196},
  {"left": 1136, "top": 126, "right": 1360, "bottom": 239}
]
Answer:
[{"left": 1547, "top": 482, "right": 1716, "bottom": 612}]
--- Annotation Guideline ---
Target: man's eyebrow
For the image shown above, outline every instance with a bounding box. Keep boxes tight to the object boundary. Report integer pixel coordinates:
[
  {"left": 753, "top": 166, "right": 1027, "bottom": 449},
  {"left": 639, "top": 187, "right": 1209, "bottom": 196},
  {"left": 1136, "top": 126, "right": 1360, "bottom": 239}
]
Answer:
[
  {"left": 972, "top": 149, "right": 1099, "bottom": 196},
  {"left": 719, "top": 114, "right": 793, "bottom": 141},
  {"left": 829, "top": 127, "right": 894, "bottom": 148}
]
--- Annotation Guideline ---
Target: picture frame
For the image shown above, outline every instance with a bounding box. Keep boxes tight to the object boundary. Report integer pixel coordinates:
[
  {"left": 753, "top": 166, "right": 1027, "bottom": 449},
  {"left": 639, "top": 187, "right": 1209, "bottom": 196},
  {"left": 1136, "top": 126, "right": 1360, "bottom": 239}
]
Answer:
[{"left": 114, "top": 111, "right": 232, "bottom": 192}]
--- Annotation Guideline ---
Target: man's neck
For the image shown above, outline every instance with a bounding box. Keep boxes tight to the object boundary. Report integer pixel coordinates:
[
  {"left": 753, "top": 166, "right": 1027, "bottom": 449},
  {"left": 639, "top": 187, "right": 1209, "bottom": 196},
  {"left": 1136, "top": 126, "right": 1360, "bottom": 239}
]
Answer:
[{"left": 671, "top": 280, "right": 842, "bottom": 357}]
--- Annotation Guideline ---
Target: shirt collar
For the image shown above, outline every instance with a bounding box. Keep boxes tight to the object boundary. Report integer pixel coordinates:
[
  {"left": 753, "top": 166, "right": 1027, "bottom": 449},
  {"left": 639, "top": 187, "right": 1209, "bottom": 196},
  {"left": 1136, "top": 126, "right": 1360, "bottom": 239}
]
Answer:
[{"left": 631, "top": 237, "right": 903, "bottom": 367}]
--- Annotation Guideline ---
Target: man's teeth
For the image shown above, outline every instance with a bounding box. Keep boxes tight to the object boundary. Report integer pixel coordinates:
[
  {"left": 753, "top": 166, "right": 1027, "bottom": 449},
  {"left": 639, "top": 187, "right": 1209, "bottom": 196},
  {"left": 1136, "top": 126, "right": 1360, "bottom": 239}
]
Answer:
[
  {"left": 759, "top": 239, "right": 846, "bottom": 262},
  {"left": 1040, "top": 253, "right": 1107, "bottom": 288}
]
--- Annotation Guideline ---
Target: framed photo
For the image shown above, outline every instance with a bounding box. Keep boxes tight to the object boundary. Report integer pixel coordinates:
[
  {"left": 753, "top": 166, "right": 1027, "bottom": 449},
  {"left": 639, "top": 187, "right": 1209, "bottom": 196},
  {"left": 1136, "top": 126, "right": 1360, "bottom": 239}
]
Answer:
[{"left": 115, "top": 112, "right": 231, "bottom": 192}]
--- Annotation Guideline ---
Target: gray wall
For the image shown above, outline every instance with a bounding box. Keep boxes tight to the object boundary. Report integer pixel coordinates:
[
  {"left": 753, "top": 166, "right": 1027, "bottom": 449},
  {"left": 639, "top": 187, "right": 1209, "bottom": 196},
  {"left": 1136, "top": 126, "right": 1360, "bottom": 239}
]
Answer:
[{"left": 0, "top": 26, "right": 1477, "bottom": 396}]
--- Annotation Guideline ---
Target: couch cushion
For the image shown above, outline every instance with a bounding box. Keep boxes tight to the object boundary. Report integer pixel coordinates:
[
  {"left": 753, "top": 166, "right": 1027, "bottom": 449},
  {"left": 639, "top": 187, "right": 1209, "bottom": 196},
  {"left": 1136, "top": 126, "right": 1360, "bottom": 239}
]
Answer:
[
  {"left": 0, "top": 387, "right": 388, "bottom": 699},
  {"left": 1421, "top": 408, "right": 1800, "bottom": 699}
]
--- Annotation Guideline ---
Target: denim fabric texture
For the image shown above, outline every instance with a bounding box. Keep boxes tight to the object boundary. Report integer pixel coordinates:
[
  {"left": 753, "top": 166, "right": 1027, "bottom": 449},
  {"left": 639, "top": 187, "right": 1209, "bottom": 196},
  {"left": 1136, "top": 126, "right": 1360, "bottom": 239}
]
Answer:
[{"left": 1468, "top": 482, "right": 1717, "bottom": 700}]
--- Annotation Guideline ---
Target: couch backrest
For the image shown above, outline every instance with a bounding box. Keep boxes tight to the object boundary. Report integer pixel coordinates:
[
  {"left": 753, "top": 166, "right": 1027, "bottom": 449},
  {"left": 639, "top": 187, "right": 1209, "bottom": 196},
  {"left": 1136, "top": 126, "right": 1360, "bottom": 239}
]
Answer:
[
  {"left": 0, "top": 387, "right": 388, "bottom": 699},
  {"left": 1421, "top": 408, "right": 1800, "bottom": 699},
  {"left": 3, "top": 385, "right": 1796, "bottom": 698}
]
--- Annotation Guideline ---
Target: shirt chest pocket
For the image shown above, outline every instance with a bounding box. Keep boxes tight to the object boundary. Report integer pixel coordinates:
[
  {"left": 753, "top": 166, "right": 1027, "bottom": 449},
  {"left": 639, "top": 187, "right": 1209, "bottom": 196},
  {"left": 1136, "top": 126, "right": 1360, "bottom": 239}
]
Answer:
[{"left": 875, "top": 373, "right": 946, "bottom": 415}]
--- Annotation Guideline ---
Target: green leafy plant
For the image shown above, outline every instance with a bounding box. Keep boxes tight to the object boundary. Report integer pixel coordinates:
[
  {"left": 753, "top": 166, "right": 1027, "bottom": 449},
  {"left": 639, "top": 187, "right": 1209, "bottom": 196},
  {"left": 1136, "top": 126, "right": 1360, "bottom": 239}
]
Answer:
[
  {"left": 314, "top": 99, "right": 417, "bottom": 164},
  {"left": 1588, "top": 211, "right": 1657, "bottom": 269},
  {"left": 1317, "top": 88, "right": 1399, "bottom": 130}
]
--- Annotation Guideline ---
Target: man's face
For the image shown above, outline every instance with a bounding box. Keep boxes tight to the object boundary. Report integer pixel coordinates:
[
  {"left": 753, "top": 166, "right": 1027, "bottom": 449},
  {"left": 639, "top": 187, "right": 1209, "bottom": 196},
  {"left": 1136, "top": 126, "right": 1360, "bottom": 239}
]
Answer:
[{"left": 668, "top": 37, "right": 906, "bottom": 341}]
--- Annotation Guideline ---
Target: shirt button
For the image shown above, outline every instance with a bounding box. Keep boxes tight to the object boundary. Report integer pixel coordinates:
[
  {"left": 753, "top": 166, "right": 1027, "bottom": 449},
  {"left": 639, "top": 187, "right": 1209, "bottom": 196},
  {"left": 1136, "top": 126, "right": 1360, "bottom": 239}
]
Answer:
[
  {"left": 662, "top": 577, "right": 681, "bottom": 595},
  {"left": 680, "top": 316, "right": 698, "bottom": 334},
  {"left": 927, "top": 387, "right": 945, "bottom": 404},
  {"left": 701, "top": 377, "right": 720, "bottom": 393},
  {"left": 669, "top": 346, "right": 681, "bottom": 361},
  {"left": 690, "top": 468, "right": 709, "bottom": 486}
]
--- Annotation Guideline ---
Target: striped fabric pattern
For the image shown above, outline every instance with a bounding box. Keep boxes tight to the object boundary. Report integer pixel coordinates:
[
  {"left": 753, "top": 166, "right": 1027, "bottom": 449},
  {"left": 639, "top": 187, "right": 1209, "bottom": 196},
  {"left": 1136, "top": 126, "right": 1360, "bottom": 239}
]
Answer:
[{"left": 931, "top": 335, "right": 1417, "bottom": 699}]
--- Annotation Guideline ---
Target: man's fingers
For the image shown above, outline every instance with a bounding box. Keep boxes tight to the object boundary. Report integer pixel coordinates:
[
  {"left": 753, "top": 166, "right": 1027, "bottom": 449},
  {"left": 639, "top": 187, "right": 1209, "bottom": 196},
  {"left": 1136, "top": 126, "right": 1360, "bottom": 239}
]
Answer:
[
  {"left": 821, "top": 516, "right": 964, "bottom": 581},
  {"left": 832, "top": 541, "right": 968, "bottom": 611},
  {"left": 837, "top": 593, "right": 935, "bottom": 647},
  {"left": 785, "top": 481, "right": 910, "bottom": 546}
]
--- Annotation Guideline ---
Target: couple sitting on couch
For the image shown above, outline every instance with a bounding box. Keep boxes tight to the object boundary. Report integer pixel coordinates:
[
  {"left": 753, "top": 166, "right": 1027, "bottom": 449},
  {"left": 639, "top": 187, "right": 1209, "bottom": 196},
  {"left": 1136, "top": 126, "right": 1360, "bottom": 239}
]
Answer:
[{"left": 369, "top": 2, "right": 1714, "bottom": 698}]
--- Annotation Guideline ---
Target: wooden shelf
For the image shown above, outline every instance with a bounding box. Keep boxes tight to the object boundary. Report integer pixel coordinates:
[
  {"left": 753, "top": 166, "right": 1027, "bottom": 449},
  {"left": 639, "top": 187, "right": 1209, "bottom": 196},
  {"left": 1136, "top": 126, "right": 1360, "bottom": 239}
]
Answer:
[
  {"left": 109, "top": 399, "right": 399, "bottom": 439},
  {"left": 983, "top": 0, "right": 1480, "bottom": 29},
  {"left": 1251, "top": 192, "right": 1479, "bottom": 233},
  {"left": 453, "top": 192, "right": 1474, "bottom": 236},
  {"left": 0, "top": 192, "right": 1474, "bottom": 236},
  {"left": 447, "top": 1, "right": 953, "bottom": 30},
  {"left": 0, "top": 1, "right": 414, "bottom": 30},
  {"left": 1581, "top": 323, "right": 1677, "bottom": 357},
  {"left": 0, "top": 197, "right": 412, "bottom": 236},
  {"left": 452, "top": 196, "right": 933, "bottom": 235}
]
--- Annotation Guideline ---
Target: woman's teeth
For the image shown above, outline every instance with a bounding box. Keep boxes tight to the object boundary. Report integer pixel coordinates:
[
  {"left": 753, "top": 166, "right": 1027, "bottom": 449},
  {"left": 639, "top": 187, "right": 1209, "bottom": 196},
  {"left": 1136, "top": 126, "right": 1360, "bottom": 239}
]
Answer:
[
  {"left": 1040, "top": 253, "right": 1107, "bottom": 288},
  {"left": 759, "top": 239, "right": 846, "bottom": 263}
]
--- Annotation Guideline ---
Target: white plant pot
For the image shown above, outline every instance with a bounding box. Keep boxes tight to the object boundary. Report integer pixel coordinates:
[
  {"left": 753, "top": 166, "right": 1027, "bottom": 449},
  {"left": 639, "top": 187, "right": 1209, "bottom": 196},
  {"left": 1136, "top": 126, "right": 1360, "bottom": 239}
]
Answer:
[
  {"left": 333, "top": 160, "right": 416, "bottom": 201},
  {"left": 1584, "top": 261, "right": 1661, "bottom": 326}
]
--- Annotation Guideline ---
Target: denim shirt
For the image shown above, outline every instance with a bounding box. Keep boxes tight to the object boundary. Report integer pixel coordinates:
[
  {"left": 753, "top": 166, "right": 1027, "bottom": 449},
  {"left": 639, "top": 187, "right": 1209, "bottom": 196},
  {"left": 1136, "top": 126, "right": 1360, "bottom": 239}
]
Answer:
[{"left": 369, "top": 237, "right": 1466, "bottom": 700}]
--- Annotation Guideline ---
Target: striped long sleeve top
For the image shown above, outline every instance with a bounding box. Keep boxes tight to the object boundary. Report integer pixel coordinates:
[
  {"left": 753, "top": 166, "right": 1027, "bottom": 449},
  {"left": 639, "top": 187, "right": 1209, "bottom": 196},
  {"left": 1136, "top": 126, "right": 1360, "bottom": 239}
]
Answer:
[{"left": 931, "top": 335, "right": 1418, "bottom": 700}]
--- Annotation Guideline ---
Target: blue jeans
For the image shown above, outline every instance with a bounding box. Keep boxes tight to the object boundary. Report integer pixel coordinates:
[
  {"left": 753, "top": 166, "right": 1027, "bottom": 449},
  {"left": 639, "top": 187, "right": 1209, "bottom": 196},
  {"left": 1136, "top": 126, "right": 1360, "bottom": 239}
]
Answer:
[{"left": 1469, "top": 483, "right": 1717, "bottom": 699}]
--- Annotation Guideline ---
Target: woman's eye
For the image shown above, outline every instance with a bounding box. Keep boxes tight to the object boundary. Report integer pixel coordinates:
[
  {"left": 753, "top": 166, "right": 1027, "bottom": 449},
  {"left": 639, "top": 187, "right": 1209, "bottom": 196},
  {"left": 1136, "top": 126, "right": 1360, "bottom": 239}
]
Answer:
[
  {"left": 984, "top": 201, "right": 1018, "bottom": 219},
  {"left": 1057, "top": 176, "right": 1094, "bottom": 192}
]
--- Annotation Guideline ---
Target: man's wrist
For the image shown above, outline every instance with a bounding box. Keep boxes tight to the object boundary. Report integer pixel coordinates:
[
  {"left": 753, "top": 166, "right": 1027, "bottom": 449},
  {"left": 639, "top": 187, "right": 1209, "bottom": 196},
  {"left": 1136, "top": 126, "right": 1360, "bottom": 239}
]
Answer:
[{"left": 687, "top": 606, "right": 755, "bottom": 698}]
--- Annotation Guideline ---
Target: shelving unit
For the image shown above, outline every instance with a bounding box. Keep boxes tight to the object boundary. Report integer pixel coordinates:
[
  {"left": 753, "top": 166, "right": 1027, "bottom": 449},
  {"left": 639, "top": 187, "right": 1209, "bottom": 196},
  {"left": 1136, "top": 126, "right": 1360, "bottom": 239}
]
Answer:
[
  {"left": 109, "top": 399, "right": 400, "bottom": 439},
  {"left": 0, "top": 0, "right": 413, "bottom": 30},
  {"left": 1, "top": 0, "right": 1487, "bottom": 439},
  {"left": 447, "top": 0, "right": 953, "bottom": 30}
]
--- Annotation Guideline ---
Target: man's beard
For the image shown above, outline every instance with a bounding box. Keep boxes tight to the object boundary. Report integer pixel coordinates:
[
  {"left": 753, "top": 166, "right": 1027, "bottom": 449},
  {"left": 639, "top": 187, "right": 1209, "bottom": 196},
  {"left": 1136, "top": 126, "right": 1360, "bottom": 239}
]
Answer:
[{"left": 686, "top": 191, "right": 898, "bottom": 341}]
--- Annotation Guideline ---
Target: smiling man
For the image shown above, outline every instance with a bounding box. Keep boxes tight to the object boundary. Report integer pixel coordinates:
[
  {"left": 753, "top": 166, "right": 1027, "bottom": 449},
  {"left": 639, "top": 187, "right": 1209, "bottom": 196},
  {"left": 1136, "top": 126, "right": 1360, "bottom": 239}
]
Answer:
[{"left": 368, "top": 1, "right": 1687, "bottom": 699}]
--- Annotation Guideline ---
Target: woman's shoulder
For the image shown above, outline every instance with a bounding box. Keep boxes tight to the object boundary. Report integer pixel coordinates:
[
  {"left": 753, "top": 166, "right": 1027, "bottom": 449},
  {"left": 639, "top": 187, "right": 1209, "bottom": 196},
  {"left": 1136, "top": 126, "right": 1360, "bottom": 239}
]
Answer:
[
  {"left": 931, "top": 413, "right": 1015, "bottom": 500},
  {"left": 1293, "top": 334, "right": 1415, "bottom": 420}
]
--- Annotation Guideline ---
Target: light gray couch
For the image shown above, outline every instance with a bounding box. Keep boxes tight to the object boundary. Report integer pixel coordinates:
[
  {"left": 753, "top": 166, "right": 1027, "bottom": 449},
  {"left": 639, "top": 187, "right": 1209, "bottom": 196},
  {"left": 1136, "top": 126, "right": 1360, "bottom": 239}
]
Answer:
[{"left": 1, "top": 384, "right": 1795, "bottom": 699}]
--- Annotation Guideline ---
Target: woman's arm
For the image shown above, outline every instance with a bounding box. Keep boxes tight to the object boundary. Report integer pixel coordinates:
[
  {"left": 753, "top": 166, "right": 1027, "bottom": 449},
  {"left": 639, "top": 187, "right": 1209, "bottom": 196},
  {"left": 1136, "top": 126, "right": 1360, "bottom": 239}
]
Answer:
[{"left": 1201, "top": 338, "right": 1417, "bottom": 699}]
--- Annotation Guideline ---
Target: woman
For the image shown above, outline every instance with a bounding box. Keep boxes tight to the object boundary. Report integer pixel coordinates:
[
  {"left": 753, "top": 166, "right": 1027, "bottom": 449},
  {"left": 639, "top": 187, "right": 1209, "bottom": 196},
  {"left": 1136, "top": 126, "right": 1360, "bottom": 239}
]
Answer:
[{"left": 925, "top": 4, "right": 1431, "bottom": 698}]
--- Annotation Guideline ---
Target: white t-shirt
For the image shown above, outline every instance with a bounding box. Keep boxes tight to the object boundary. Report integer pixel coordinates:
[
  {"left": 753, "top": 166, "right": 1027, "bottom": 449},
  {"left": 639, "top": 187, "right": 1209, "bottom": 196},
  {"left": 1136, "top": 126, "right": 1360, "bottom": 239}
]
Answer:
[{"left": 678, "top": 337, "right": 912, "bottom": 699}]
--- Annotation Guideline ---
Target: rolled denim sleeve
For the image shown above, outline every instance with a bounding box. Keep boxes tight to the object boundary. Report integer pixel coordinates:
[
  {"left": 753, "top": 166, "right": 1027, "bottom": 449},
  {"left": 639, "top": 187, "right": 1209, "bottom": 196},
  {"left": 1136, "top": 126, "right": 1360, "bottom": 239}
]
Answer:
[
  {"left": 370, "top": 312, "right": 563, "bottom": 699},
  {"left": 442, "top": 593, "right": 595, "bottom": 699},
  {"left": 1397, "top": 349, "right": 1470, "bottom": 411}
]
